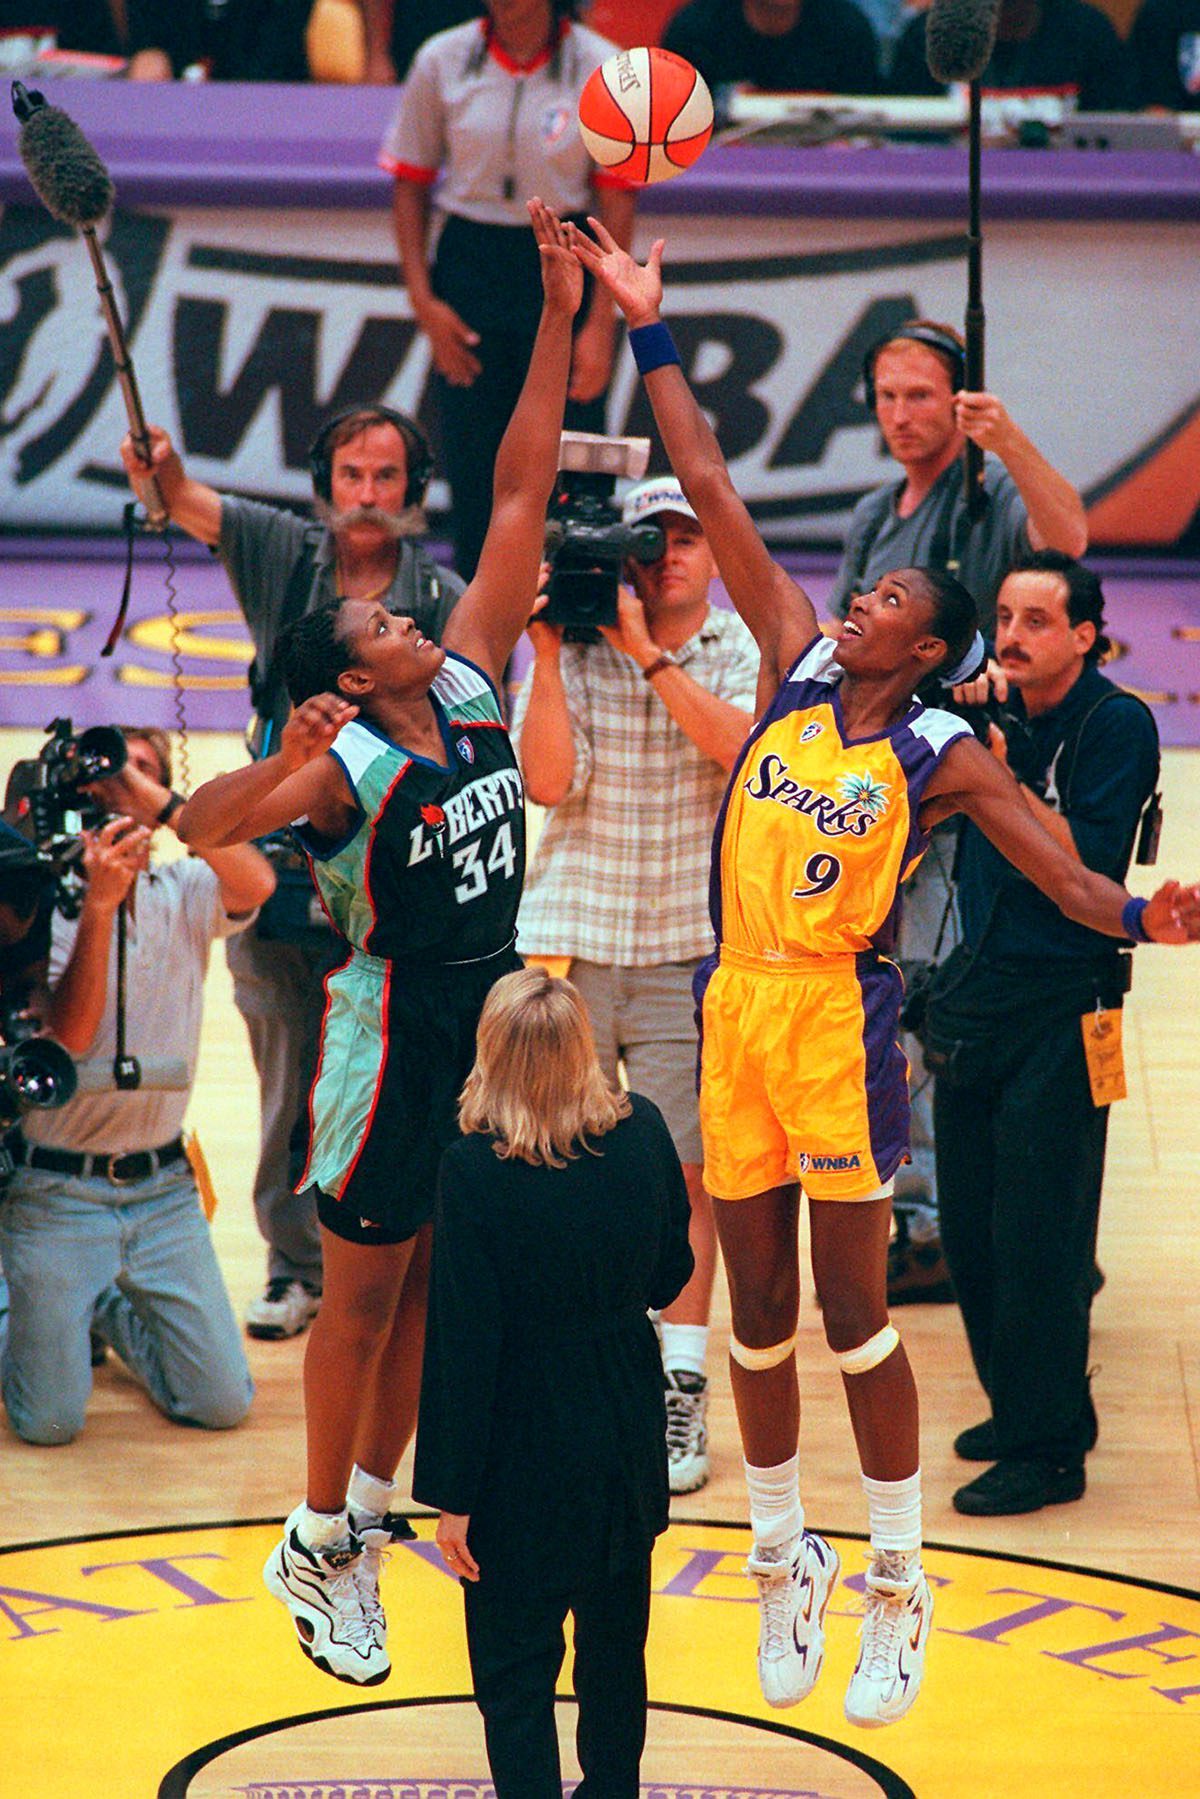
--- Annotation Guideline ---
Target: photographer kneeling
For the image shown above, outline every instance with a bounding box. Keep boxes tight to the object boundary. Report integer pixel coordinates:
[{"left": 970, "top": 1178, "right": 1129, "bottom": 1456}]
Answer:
[
  {"left": 923, "top": 552, "right": 1161, "bottom": 1516},
  {"left": 0, "top": 731, "right": 273, "bottom": 1447}
]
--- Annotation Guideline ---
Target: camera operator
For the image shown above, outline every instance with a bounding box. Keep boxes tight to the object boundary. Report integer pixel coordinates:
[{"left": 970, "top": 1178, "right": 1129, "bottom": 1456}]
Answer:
[
  {"left": 829, "top": 322, "right": 1089, "bottom": 1306},
  {"left": 924, "top": 552, "right": 1161, "bottom": 1516},
  {"left": 512, "top": 474, "right": 759, "bottom": 1494},
  {"left": 120, "top": 409, "right": 465, "bottom": 1341},
  {"left": 0, "top": 729, "right": 273, "bottom": 1447}
]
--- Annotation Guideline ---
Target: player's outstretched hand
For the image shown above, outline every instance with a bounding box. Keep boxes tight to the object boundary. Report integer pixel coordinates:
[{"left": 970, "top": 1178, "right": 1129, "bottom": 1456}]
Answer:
[
  {"left": 529, "top": 197, "right": 583, "bottom": 317},
  {"left": 568, "top": 216, "right": 664, "bottom": 330},
  {"left": 280, "top": 695, "right": 358, "bottom": 773},
  {"left": 1143, "top": 880, "right": 1200, "bottom": 944}
]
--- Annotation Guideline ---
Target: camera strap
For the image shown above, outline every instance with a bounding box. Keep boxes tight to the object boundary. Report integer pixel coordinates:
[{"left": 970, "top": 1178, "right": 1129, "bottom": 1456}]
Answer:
[
  {"left": 112, "top": 900, "right": 140, "bottom": 1090},
  {"left": 1055, "top": 688, "right": 1162, "bottom": 867}
]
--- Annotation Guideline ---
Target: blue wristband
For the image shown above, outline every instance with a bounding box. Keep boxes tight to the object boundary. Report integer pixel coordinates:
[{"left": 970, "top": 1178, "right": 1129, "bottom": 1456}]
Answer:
[
  {"left": 629, "top": 321, "right": 680, "bottom": 377},
  {"left": 1122, "top": 895, "right": 1150, "bottom": 943}
]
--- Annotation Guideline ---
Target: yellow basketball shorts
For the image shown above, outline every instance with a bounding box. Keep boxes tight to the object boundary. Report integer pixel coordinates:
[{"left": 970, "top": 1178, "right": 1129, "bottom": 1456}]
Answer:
[{"left": 696, "top": 946, "right": 910, "bottom": 1202}]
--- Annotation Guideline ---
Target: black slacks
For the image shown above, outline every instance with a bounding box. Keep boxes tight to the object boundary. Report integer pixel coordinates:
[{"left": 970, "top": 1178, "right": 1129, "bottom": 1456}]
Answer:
[
  {"left": 932, "top": 968, "right": 1112, "bottom": 1464},
  {"left": 461, "top": 1557, "right": 652, "bottom": 1799}
]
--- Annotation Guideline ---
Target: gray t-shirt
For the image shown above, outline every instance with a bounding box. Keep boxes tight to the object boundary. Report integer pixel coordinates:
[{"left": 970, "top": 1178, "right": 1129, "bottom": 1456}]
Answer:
[
  {"left": 218, "top": 495, "right": 465, "bottom": 749},
  {"left": 828, "top": 455, "right": 1032, "bottom": 631}
]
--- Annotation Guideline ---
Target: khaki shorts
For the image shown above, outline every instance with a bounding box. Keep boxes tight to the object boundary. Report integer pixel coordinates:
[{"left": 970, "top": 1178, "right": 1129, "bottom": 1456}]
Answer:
[{"left": 563, "top": 958, "right": 704, "bottom": 1167}]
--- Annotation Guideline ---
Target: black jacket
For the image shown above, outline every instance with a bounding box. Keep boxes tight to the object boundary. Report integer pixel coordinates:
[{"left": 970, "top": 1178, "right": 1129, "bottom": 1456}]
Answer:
[{"left": 414, "top": 1093, "right": 694, "bottom": 1594}]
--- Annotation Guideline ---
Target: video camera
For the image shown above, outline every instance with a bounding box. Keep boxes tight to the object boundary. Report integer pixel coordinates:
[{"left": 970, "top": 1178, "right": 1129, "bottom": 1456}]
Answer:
[
  {"left": 4, "top": 718, "right": 127, "bottom": 917},
  {"left": 540, "top": 433, "right": 664, "bottom": 642},
  {"left": 0, "top": 1000, "right": 77, "bottom": 1136}
]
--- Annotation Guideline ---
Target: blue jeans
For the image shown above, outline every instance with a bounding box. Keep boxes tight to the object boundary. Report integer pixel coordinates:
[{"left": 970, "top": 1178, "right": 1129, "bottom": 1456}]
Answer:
[{"left": 0, "top": 1159, "right": 253, "bottom": 1446}]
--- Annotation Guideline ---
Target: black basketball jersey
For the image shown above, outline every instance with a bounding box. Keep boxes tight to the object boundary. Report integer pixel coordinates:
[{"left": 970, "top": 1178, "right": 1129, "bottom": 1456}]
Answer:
[{"left": 296, "top": 652, "right": 524, "bottom": 964}]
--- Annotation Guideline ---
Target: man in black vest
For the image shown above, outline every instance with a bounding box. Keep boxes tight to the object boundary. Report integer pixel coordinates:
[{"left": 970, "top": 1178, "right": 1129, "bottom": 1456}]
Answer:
[
  {"left": 120, "top": 410, "right": 464, "bottom": 1337},
  {"left": 925, "top": 551, "right": 1160, "bottom": 1515}
]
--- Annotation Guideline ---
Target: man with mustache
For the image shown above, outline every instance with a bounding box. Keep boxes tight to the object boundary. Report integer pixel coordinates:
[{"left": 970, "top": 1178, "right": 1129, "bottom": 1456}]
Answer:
[
  {"left": 926, "top": 551, "right": 1160, "bottom": 1515},
  {"left": 829, "top": 322, "right": 1088, "bottom": 1308},
  {"left": 120, "top": 409, "right": 465, "bottom": 1340}
]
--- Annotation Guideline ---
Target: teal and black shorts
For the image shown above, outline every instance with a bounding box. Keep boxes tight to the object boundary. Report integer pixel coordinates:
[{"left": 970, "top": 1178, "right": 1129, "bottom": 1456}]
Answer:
[{"left": 304, "top": 942, "right": 522, "bottom": 1244}]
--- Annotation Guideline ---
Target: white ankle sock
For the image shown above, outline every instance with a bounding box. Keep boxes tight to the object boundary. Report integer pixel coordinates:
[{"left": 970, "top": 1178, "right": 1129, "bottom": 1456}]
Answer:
[
  {"left": 744, "top": 1453, "right": 804, "bottom": 1553},
  {"left": 861, "top": 1471, "right": 922, "bottom": 1558},
  {"left": 346, "top": 1463, "right": 398, "bottom": 1526},
  {"left": 661, "top": 1322, "right": 709, "bottom": 1379},
  {"left": 298, "top": 1504, "right": 351, "bottom": 1549}
]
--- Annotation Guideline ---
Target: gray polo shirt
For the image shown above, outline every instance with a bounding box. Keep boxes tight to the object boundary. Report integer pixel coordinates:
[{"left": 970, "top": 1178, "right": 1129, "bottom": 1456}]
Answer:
[
  {"left": 378, "top": 17, "right": 627, "bottom": 223},
  {"left": 828, "top": 454, "right": 1032, "bottom": 630},
  {"left": 218, "top": 494, "right": 464, "bottom": 748}
]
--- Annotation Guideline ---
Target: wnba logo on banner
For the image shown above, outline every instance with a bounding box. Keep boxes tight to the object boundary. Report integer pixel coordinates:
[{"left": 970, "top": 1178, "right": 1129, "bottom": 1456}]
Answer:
[{"left": 2, "top": 200, "right": 1197, "bottom": 545}]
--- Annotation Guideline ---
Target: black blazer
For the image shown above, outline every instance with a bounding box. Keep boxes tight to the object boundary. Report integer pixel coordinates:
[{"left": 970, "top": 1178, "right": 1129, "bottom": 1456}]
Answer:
[{"left": 414, "top": 1093, "right": 694, "bottom": 1594}]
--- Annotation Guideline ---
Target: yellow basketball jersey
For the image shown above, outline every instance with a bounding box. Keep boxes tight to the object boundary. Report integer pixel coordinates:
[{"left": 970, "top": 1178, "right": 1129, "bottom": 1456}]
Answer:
[{"left": 713, "top": 635, "right": 971, "bottom": 958}]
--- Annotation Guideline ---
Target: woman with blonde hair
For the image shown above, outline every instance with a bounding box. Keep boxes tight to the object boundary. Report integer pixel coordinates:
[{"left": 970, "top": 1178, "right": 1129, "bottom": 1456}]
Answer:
[{"left": 414, "top": 966, "right": 693, "bottom": 1798}]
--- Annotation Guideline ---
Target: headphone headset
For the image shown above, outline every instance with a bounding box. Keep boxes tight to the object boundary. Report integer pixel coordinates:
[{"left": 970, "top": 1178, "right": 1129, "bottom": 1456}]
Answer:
[
  {"left": 862, "top": 324, "right": 966, "bottom": 412},
  {"left": 307, "top": 405, "right": 434, "bottom": 509}
]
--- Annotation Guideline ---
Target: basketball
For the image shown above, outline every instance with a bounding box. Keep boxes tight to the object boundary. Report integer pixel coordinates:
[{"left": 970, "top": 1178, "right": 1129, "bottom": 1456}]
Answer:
[{"left": 577, "top": 47, "right": 713, "bottom": 186}]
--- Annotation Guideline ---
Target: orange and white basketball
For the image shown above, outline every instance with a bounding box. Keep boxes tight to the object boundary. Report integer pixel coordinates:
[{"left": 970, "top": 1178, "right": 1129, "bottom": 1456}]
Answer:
[{"left": 578, "top": 46, "right": 713, "bottom": 186}]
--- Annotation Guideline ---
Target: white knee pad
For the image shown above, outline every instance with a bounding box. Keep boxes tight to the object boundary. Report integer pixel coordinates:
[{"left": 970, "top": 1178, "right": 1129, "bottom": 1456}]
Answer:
[
  {"left": 837, "top": 1323, "right": 899, "bottom": 1376},
  {"left": 730, "top": 1331, "right": 797, "bottom": 1372}
]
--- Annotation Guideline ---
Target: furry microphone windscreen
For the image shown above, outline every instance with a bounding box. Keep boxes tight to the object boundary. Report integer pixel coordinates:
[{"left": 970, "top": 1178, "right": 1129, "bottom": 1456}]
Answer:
[
  {"left": 13, "top": 84, "right": 114, "bottom": 228},
  {"left": 925, "top": 0, "right": 1002, "bottom": 83}
]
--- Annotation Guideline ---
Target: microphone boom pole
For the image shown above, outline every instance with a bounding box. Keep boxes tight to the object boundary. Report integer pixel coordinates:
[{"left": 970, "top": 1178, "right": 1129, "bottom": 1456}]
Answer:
[
  {"left": 924, "top": 0, "right": 1001, "bottom": 522},
  {"left": 10, "top": 80, "right": 167, "bottom": 532},
  {"left": 965, "top": 76, "right": 986, "bottom": 521}
]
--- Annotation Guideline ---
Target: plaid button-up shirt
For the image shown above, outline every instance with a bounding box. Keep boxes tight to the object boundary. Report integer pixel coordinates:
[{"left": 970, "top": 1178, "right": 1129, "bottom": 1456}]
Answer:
[{"left": 512, "top": 607, "right": 760, "bottom": 967}]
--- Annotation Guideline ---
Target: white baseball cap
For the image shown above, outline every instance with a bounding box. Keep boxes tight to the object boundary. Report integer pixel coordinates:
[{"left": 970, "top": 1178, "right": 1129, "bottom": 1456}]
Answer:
[{"left": 621, "top": 476, "right": 699, "bottom": 528}]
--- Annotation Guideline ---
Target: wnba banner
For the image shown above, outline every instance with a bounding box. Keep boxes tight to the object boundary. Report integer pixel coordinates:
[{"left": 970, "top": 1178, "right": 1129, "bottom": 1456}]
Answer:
[{"left": 1, "top": 200, "right": 1198, "bottom": 547}]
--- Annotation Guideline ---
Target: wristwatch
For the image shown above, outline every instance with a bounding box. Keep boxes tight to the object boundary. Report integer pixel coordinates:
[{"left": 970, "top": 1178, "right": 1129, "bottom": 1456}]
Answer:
[
  {"left": 156, "top": 791, "right": 185, "bottom": 827},
  {"left": 642, "top": 653, "right": 676, "bottom": 681}
]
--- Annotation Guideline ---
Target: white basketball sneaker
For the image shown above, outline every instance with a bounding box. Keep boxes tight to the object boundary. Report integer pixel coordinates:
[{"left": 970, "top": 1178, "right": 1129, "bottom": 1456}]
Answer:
[
  {"left": 746, "top": 1530, "right": 840, "bottom": 1708},
  {"left": 664, "top": 1368, "right": 710, "bottom": 1494},
  {"left": 263, "top": 1506, "right": 390, "bottom": 1686},
  {"left": 844, "top": 1550, "right": 933, "bottom": 1728},
  {"left": 346, "top": 1511, "right": 414, "bottom": 1657}
]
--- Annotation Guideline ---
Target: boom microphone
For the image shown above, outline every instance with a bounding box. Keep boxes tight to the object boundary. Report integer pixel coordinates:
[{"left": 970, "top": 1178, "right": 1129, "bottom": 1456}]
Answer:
[
  {"left": 9, "top": 80, "right": 167, "bottom": 544},
  {"left": 13, "top": 79, "right": 113, "bottom": 225},
  {"left": 925, "top": 0, "right": 1001, "bottom": 84}
]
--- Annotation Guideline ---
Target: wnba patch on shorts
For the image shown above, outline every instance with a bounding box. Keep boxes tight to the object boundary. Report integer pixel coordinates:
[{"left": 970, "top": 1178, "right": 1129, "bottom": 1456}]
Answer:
[{"left": 798, "top": 1148, "right": 865, "bottom": 1177}]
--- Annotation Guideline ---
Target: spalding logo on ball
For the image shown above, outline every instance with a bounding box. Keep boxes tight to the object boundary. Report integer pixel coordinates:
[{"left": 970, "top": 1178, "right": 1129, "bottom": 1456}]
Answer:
[{"left": 578, "top": 47, "right": 713, "bottom": 186}]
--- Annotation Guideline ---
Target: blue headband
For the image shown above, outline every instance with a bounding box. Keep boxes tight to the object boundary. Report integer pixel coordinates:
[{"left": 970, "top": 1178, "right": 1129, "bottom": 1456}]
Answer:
[{"left": 940, "top": 631, "right": 986, "bottom": 688}]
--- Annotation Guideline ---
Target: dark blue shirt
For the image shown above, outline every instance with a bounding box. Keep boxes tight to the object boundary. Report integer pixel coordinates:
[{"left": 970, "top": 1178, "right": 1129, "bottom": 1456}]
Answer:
[{"left": 957, "top": 665, "right": 1160, "bottom": 964}]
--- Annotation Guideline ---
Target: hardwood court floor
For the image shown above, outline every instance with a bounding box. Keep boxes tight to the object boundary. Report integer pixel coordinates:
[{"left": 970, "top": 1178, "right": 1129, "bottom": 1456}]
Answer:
[{"left": 2, "top": 730, "right": 1199, "bottom": 1596}]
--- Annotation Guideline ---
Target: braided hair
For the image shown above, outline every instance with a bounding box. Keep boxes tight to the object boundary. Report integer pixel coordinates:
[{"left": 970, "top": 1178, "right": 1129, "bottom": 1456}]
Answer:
[
  {"left": 919, "top": 566, "right": 979, "bottom": 676},
  {"left": 279, "top": 598, "right": 357, "bottom": 706}
]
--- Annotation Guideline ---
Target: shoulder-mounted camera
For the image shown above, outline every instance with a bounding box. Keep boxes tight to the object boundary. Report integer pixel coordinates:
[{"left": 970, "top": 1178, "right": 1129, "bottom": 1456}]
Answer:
[{"left": 540, "top": 433, "right": 664, "bottom": 642}]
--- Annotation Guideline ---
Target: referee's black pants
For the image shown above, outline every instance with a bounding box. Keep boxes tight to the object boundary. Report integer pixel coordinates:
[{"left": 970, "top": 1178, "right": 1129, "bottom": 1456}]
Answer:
[
  {"left": 438, "top": 343, "right": 605, "bottom": 585},
  {"left": 932, "top": 966, "right": 1112, "bottom": 1466},
  {"left": 461, "top": 1557, "right": 652, "bottom": 1798}
]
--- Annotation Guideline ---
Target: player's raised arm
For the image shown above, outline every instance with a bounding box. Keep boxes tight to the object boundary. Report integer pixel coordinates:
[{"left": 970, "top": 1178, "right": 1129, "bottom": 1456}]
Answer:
[
  {"left": 569, "top": 217, "right": 817, "bottom": 690},
  {"left": 928, "top": 734, "right": 1200, "bottom": 944},
  {"left": 443, "top": 201, "right": 579, "bottom": 691}
]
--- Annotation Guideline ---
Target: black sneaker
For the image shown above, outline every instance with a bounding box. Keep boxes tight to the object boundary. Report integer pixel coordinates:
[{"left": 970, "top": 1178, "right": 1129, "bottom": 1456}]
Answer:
[
  {"left": 245, "top": 1277, "right": 321, "bottom": 1341},
  {"left": 953, "top": 1458, "right": 1086, "bottom": 1517},
  {"left": 887, "top": 1233, "right": 954, "bottom": 1305}
]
